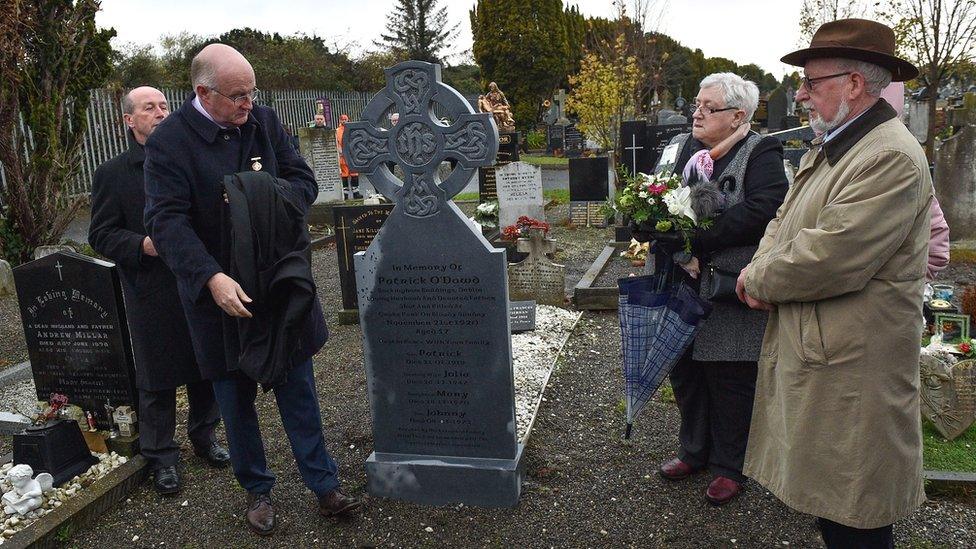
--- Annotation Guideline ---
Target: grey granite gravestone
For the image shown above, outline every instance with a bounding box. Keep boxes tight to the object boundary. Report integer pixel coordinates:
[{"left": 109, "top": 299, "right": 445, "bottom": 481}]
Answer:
[
  {"left": 934, "top": 125, "right": 976, "bottom": 239},
  {"left": 342, "top": 60, "right": 523, "bottom": 507},
  {"left": 507, "top": 229, "right": 565, "bottom": 306},
  {"left": 12, "top": 251, "right": 137, "bottom": 429},
  {"left": 298, "top": 126, "right": 344, "bottom": 203},
  {"left": 0, "top": 259, "right": 13, "bottom": 297},
  {"left": 495, "top": 161, "right": 545, "bottom": 228},
  {"left": 767, "top": 86, "right": 789, "bottom": 131}
]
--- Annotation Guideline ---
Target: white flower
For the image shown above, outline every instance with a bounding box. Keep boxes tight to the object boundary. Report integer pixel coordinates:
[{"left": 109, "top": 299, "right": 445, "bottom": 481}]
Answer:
[
  {"left": 662, "top": 187, "right": 697, "bottom": 223},
  {"left": 638, "top": 191, "right": 648, "bottom": 198}
]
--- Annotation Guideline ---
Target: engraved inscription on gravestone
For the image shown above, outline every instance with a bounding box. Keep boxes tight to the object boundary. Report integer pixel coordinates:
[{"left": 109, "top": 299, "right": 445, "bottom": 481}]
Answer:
[
  {"left": 509, "top": 301, "right": 537, "bottom": 333},
  {"left": 495, "top": 161, "right": 545, "bottom": 228},
  {"left": 333, "top": 204, "right": 394, "bottom": 312},
  {"left": 343, "top": 61, "right": 523, "bottom": 507},
  {"left": 478, "top": 166, "right": 497, "bottom": 203},
  {"left": 508, "top": 229, "right": 566, "bottom": 307},
  {"left": 920, "top": 355, "right": 976, "bottom": 440},
  {"left": 299, "top": 126, "right": 344, "bottom": 203},
  {"left": 564, "top": 124, "right": 583, "bottom": 158},
  {"left": 12, "top": 252, "right": 137, "bottom": 429},
  {"left": 646, "top": 123, "right": 692, "bottom": 168}
]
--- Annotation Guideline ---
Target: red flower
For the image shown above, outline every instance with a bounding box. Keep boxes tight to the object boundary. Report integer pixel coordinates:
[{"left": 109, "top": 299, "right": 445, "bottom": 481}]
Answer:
[
  {"left": 648, "top": 183, "right": 667, "bottom": 195},
  {"left": 960, "top": 341, "right": 972, "bottom": 354}
]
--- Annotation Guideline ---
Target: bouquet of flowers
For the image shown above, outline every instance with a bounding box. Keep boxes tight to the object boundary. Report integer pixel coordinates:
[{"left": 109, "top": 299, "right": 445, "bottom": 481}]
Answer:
[
  {"left": 502, "top": 215, "right": 550, "bottom": 241},
  {"left": 609, "top": 171, "right": 713, "bottom": 252},
  {"left": 473, "top": 200, "right": 499, "bottom": 229}
]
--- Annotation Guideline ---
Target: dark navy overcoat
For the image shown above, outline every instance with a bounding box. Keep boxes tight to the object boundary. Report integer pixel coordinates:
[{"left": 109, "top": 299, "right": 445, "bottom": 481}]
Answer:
[
  {"left": 143, "top": 97, "right": 327, "bottom": 380},
  {"left": 88, "top": 133, "right": 203, "bottom": 391}
]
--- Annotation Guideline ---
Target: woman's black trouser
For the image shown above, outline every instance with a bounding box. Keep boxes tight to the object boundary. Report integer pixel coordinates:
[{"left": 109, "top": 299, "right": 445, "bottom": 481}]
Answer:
[{"left": 668, "top": 349, "right": 757, "bottom": 482}]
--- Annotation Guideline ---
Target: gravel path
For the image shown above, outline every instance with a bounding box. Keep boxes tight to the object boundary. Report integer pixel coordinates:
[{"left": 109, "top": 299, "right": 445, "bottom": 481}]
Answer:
[{"left": 2, "top": 219, "right": 974, "bottom": 547}]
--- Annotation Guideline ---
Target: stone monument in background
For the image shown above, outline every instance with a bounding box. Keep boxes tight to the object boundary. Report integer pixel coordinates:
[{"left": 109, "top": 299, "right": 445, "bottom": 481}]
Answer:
[{"left": 342, "top": 61, "right": 524, "bottom": 507}]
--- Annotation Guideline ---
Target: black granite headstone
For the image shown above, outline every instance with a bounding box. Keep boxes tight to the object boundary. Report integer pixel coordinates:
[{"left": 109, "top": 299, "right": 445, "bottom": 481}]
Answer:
[
  {"left": 569, "top": 157, "right": 610, "bottom": 202},
  {"left": 497, "top": 131, "right": 520, "bottom": 163},
  {"left": 546, "top": 125, "right": 565, "bottom": 154},
  {"left": 509, "top": 301, "right": 537, "bottom": 333},
  {"left": 646, "top": 123, "right": 692, "bottom": 168},
  {"left": 13, "top": 251, "right": 137, "bottom": 429},
  {"left": 478, "top": 166, "right": 497, "bottom": 203},
  {"left": 333, "top": 204, "right": 394, "bottom": 312},
  {"left": 13, "top": 420, "right": 98, "bottom": 486},
  {"left": 619, "top": 120, "right": 651, "bottom": 177},
  {"left": 564, "top": 124, "right": 583, "bottom": 158}
]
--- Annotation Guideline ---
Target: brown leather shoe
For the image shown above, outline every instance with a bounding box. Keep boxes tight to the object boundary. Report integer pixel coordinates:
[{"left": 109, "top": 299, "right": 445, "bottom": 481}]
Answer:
[
  {"left": 318, "top": 488, "right": 363, "bottom": 517},
  {"left": 705, "top": 476, "right": 742, "bottom": 505},
  {"left": 245, "top": 492, "right": 276, "bottom": 536},
  {"left": 658, "top": 457, "right": 701, "bottom": 481}
]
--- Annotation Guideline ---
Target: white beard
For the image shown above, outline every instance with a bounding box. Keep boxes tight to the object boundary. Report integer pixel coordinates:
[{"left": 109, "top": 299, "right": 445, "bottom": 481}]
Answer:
[{"left": 807, "top": 99, "right": 851, "bottom": 135}]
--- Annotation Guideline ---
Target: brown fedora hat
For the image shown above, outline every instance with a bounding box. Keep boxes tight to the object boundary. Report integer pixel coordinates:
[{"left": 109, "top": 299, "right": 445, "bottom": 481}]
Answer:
[{"left": 782, "top": 18, "right": 919, "bottom": 81}]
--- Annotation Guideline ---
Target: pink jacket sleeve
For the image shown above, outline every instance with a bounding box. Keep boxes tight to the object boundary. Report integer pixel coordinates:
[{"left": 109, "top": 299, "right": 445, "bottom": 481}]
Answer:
[{"left": 927, "top": 195, "right": 950, "bottom": 281}]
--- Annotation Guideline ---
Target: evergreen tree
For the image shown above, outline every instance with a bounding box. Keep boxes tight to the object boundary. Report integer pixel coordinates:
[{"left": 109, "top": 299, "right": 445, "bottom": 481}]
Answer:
[
  {"left": 379, "top": 0, "right": 459, "bottom": 64},
  {"left": 471, "top": 0, "right": 582, "bottom": 130}
]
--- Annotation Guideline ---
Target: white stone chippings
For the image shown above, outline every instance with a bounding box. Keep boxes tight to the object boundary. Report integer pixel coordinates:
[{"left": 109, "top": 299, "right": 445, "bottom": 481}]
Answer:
[
  {"left": 512, "top": 305, "right": 580, "bottom": 440},
  {"left": 0, "top": 452, "right": 124, "bottom": 539}
]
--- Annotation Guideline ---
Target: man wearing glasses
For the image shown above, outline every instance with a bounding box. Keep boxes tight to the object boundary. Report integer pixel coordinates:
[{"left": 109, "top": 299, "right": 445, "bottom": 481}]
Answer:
[
  {"left": 736, "top": 19, "right": 930, "bottom": 547},
  {"left": 144, "top": 43, "right": 362, "bottom": 537}
]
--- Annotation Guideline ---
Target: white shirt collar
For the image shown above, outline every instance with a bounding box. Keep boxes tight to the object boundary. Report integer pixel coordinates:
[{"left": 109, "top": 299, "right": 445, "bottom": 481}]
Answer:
[
  {"left": 192, "top": 96, "right": 227, "bottom": 129},
  {"left": 822, "top": 106, "right": 871, "bottom": 144}
]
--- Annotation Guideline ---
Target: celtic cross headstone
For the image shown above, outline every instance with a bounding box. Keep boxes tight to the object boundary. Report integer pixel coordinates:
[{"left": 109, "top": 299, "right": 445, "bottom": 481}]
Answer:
[{"left": 342, "top": 61, "right": 524, "bottom": 507}]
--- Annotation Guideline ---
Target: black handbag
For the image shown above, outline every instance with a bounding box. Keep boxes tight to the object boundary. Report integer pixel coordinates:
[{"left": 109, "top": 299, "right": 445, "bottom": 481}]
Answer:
[{"left": 700, "top": 264, "right": 740, "bottom": 302}]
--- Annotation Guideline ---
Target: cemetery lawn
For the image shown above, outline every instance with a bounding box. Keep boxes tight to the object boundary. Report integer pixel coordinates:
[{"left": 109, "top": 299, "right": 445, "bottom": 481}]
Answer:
[
  {"left": 923, "top": 421, "right": 976, "bottom": 472},
  {"left": 521, "top": 154, "right": 569, "bottom": 168}
]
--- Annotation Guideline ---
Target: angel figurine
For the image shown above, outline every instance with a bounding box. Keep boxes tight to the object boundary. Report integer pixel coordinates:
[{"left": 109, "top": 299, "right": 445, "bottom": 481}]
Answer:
[{"left": 2, "top": 464, "right": 53, "bottom": 515}]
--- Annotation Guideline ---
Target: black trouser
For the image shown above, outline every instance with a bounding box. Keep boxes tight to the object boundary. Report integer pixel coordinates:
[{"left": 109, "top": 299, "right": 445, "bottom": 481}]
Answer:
[
  {"left": 817, "top": 518, "right": 894, "bottom": 549},
  {"left": 668, "top": 350, "right": 757, "bottom": 482},
  {"left": 139, "top": 379, "right": 221, "bottom": 470}
]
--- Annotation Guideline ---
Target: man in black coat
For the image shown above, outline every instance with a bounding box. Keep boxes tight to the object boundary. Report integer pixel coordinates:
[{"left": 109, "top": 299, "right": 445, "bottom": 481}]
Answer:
[
  {"left": 143, "top": 45, "right": 361, "bottom": 537},
  {"left": 88, "top": 86, "right": 230, "bottom": 496}
]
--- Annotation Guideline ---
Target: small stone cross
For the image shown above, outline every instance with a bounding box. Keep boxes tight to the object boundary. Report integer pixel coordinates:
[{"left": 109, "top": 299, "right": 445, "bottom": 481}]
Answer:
[
  {"left": 624, "top": 134, "right": 644, "bottom": 175},
  {"left": 516, "top": 229, "right": 556, "bottom": 259}
]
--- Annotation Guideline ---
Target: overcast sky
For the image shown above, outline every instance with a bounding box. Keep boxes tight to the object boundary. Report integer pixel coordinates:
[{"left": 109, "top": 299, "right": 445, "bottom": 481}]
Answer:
[{"left": 96, "top": 0, "right": 805, "bottom": 78}]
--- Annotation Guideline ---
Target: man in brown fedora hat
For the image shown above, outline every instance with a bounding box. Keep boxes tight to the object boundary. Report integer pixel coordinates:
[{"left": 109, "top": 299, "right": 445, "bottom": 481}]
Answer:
[{"left": 735, "top": 19, "right": 930, "bottom": 548}]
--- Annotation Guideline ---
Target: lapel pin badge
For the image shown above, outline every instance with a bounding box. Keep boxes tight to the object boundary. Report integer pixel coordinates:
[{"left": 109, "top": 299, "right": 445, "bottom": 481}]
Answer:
[{"left": 251, "top": 157, "right": 262, "bottom": 171}]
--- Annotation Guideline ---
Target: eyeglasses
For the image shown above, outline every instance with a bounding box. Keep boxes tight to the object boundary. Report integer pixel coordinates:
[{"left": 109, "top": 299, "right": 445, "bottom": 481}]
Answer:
[
  {"left": 692, "top": 102, "right": 737, "bottom": 116},
  {"left": 801, "top": 72, "right": 851, "bottom": 92},
  {"left": 210, "top": 87, "right": 261, "bottom": 106}
]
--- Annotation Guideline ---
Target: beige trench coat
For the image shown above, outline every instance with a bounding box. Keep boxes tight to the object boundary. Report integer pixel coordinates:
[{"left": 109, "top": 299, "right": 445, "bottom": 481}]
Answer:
[{"left": 743, "top": 100, "right": 931, "bottom": 529}]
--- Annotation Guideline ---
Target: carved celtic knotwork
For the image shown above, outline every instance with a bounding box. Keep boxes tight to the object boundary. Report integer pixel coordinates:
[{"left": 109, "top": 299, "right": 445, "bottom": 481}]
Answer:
[
  {"left": 396, "top": 122, "right": 437, "bottom": 166},
  {"left": 444, "top": 121, "right": 488, "bottom": 161},
  {"left": 340, "top": 61, "right": 498, "bottom": 209},
  {"left": 403, "top": 175, "right": 440, "bottom": 217},
  {"left": 348, "top": 129, "right": 389, "bottom": 166},
  {"left": 393, "top": 69, "right": 429, "bottom": 115}
]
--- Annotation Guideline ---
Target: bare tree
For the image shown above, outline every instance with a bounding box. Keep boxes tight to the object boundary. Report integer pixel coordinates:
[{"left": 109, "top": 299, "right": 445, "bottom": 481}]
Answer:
[
  {"left": 893, "top": 0, "right": 976, "bottom": 158},
  {"left": 798, "top": 0, "right": 873, "bottom": 45}
]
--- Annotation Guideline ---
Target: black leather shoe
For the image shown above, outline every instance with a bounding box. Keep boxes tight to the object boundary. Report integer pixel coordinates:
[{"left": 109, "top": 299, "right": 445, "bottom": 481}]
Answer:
[
  {"left": 153, "top": 465, "right": 181, "bottom": 496},
  {"left": 318, "top": 488, "right": 363, "bottom": 517},
  {"left": 194, "top": 442, "right": 231, "bottom": 468},
  {"left": 245, "top": 492, "right": 276, "bottom": 536}
]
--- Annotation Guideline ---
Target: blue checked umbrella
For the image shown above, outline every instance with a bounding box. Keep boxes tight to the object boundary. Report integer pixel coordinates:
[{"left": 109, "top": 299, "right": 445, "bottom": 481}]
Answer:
[{"left": 618, "top": 264, "right": 712, "bottom": 439}]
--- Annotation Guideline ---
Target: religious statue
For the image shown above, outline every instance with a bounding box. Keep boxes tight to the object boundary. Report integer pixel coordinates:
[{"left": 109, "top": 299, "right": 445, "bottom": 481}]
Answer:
[
  {"left": 478, "top": 82, "right": 516, "bottom": 132},
  {"left": 2, "top": 465, "right": 53, "bottom": 516}
]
